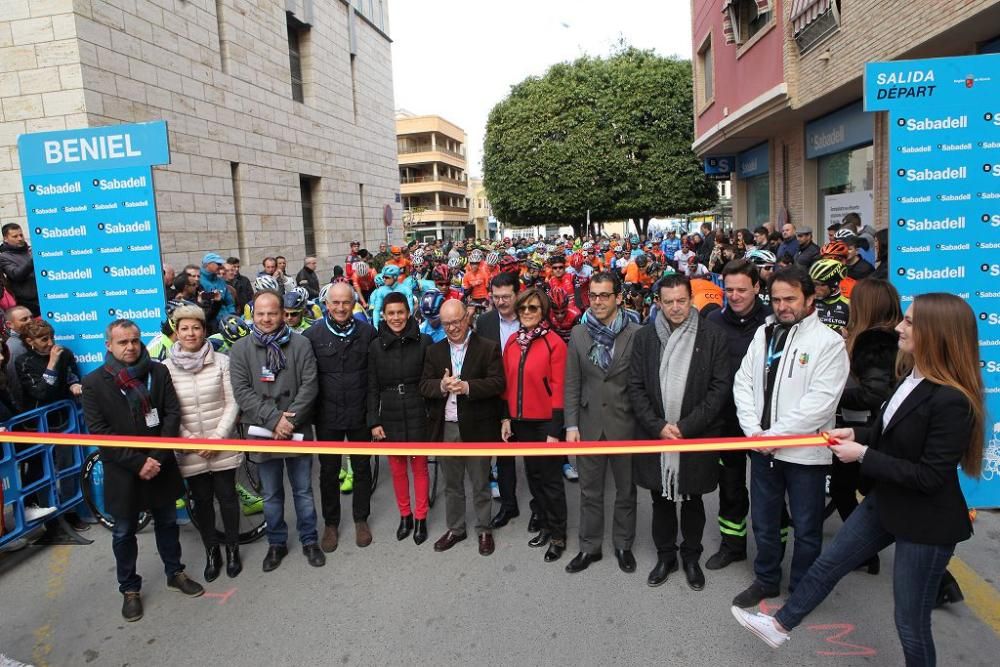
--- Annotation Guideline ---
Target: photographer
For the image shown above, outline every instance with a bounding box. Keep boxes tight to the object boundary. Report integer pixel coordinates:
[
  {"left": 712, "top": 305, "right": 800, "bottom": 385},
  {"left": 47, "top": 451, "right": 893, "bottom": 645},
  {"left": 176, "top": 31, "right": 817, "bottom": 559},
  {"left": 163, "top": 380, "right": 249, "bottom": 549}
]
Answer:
[{"left": 198, "top": 253, "right": 235, "bottom": 335}]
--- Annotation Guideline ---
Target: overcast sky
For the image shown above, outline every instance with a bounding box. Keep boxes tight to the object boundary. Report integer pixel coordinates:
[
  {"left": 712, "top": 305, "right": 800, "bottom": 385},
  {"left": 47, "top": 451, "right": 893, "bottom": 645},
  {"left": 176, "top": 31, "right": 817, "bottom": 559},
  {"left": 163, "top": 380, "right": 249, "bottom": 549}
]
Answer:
[{"left": 389, "top": 0, "right": 694, "bottom": 177}]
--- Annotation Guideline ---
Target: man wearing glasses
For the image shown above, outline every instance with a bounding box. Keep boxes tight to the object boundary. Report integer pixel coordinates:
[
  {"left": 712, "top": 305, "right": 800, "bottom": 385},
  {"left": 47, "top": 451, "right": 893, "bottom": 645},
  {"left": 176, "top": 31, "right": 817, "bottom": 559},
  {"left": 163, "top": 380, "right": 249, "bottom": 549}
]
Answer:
[
  {"left": 421, "top": 299, "right": 506, "bottom": 556},
  {"left": 563, "top": 271, "right": 641, "bottom": 574}
]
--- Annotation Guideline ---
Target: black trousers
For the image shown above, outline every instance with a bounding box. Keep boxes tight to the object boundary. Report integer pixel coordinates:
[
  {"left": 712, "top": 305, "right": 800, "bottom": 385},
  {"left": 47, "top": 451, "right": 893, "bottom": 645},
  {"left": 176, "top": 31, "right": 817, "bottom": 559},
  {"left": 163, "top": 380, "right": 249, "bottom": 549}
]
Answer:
[
  {"left": 187, "top": 468, "right": 239, "bottom": 547},
  {"left": 650, "top": 491, "right": 705, "bottom": 563},
  {"left": 715, "top": 451, "right": 791, "bottom": 552},
  {"left": 317, "top": 427, "right": 372, "bottom": 526},
  {"left": 513, "top": 420, "right": 566, "bottom": 542}
]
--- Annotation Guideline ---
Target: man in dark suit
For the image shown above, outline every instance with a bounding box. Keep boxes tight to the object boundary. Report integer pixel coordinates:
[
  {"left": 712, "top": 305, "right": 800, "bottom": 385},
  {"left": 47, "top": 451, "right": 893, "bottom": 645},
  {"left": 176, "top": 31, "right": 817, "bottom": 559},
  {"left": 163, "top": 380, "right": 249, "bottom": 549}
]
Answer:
[
  {"left": 563, "top": 271, "right": 640, "bottom": 575},
  {"left": 474, "top": 271, "right": 528, "bottom": 528},
  {"left": 422, "top": 299, "right": 506, "bottom": 556},
  {"left": 81, "top": 319, "right": 204, "bottom": 623}
]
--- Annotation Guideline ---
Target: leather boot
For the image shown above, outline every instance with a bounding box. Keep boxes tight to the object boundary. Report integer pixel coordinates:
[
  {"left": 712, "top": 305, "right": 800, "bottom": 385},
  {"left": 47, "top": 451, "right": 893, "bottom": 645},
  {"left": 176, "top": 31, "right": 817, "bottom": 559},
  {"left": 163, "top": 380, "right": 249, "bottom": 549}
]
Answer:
[
  {"left": 396, "top": 515, "right": 414, "bottom": 541},
  {"left": 413, "top": 518, "right": 428, "bottom": 545},
  {"left": 225, "top": 544, "right": 242, "bottom": 578},
  {"left": 204, "top": 545, "right": 222, "bottom": 583}
]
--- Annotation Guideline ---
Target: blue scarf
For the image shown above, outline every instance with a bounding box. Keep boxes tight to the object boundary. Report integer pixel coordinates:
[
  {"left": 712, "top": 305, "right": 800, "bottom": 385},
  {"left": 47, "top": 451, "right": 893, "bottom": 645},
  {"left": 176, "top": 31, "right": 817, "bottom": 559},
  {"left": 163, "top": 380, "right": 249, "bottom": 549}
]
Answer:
[
  {"left": 251, "top": 323, "right": 291, "bottom": 373},
  {"left": 325, "top": 313, "right": 356, "bottom": 339},
  {"left": 582, "top": 308, "right": 628, "bottom": 371}
]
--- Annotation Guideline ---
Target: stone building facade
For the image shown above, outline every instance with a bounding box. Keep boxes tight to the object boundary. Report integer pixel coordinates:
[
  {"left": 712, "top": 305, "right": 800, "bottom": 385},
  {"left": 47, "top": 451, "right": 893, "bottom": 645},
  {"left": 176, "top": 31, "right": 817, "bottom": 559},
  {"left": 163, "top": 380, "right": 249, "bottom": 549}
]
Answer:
[{"left": 1, "top": 0, "right": 399, "bottom": 275}]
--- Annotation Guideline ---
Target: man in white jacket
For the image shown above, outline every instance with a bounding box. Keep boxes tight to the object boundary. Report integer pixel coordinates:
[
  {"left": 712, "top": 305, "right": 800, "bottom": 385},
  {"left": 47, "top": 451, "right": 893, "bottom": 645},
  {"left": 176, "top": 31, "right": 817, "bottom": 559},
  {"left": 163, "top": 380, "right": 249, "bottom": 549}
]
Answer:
[{"left": 731, "top": 265, "right": 849, "bottom": 609}]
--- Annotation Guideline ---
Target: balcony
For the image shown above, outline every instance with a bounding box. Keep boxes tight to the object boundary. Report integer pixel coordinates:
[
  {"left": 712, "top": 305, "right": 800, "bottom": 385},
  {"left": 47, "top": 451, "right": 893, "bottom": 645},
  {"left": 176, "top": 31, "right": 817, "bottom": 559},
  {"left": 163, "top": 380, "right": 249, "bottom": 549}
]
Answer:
[
  {"left": 399, "top": 144, "right": 465, "bottom": 158},
  {"left": 399, "top": 174, "right": 468, "bottom": 197},
  {"left": 403, "top": 204, "right": 469, "bottom": 225}
]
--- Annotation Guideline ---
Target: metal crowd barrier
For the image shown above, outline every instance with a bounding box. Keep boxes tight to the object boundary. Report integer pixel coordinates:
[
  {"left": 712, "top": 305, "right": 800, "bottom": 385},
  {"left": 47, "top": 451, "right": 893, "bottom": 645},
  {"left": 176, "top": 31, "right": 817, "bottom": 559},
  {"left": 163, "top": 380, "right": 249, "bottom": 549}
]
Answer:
[{"left": 0, "top": 400, "right": 87, "bottom": 548}]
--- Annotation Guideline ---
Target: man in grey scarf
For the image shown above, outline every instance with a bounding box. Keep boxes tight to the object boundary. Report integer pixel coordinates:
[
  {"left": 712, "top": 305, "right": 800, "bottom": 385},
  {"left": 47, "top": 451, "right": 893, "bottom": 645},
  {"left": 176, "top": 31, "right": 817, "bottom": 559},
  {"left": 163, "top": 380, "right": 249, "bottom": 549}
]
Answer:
[{"left": 627, "top": 274, "right": 730, "bottom": 591}]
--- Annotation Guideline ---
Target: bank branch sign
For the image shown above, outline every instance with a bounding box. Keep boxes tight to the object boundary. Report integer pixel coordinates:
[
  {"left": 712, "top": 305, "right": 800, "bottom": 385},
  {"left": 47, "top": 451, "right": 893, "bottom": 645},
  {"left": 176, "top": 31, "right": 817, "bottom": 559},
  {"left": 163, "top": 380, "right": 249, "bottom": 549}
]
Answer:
[
  {"left": 17, "top": 122, "right": 170, "bottom": 374},
  {"left": 865, "top": 54, "right": 1000, "bottom": 507}
]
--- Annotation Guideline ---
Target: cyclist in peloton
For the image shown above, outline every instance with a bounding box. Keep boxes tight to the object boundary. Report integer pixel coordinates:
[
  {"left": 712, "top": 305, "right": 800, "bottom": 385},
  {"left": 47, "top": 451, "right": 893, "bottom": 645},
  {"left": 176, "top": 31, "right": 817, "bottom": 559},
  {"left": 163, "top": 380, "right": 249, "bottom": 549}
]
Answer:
[{"left": 809, "top": 258, "right": 851, "bottom": 334}]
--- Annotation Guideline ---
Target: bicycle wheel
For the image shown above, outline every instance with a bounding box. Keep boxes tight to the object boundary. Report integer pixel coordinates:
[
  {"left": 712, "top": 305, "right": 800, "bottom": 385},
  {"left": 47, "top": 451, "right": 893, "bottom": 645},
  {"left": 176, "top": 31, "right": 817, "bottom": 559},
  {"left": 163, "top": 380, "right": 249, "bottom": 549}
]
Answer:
[
  {"left": 186, "top": 457, "right": 267, "bottom": 545},
  {"left": 80, "top": 450, "right": 151, "bottom": 531},
  {"left": 427, "top": 456, "right": 440, "bottom": 508}
]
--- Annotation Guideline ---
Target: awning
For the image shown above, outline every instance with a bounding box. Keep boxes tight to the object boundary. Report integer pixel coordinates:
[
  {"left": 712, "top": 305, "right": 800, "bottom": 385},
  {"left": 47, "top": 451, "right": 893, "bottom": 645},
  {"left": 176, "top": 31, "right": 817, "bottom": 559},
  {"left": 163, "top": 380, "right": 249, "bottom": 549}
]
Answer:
[
  {"left": 722, "top": 0, "right": 775, "bottom": 45},
  {"left": 790, "top": 0, "right": 832, "bottom": 35}
]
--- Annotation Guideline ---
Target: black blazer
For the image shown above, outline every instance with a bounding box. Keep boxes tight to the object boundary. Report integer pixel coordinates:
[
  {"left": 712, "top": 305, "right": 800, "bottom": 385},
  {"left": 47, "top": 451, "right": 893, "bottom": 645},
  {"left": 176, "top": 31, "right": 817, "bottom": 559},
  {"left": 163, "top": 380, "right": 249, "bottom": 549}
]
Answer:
[
  {"left": 81, "top": 362, "right": 185, "bottom": 518},
  {"left": 858, "top": 380, "right": 974, "bottom": 545},
  {"left": 420, "top": 332, "right": 505, "bottom": 442},
  {"left": 474, "top": 309, "right": 502, "bottom": 348}
]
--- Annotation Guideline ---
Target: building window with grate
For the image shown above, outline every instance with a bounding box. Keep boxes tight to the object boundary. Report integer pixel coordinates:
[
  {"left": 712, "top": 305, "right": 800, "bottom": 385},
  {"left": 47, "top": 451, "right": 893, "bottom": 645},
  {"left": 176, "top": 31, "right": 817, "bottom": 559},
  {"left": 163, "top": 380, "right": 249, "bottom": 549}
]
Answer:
[
  {"left": 300, "top": 176, "right": 317, "bottom": 256},
  {"left": 287, "top": 13, "right": 308, "bottom": 103}
]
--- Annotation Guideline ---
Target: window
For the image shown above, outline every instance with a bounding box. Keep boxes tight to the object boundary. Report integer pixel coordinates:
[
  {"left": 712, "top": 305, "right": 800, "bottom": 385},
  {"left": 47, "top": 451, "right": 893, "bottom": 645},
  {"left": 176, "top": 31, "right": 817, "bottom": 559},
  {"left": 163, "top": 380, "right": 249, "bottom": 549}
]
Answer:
[
  {"left": 724, "top": 0, "right": 772, "bottom": 45},
  {"left": 287, "top": 13, "right": 308, "bottom": 103},
  {"left": 816, "top": 145, "right": 874, "bottom": 228},
  {"left": 698, "top": 36, "right": 714, "bottom": 105},
  {"left": 300, "top": 176, "right": 317, "bottom": 256}
]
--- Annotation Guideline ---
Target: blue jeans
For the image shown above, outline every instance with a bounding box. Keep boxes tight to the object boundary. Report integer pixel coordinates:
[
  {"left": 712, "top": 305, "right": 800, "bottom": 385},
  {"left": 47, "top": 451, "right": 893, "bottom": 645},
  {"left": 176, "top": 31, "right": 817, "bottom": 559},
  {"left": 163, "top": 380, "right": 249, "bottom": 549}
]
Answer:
[
  {"left": 750, "top": 453, "right": 828, "bottom": 591},
  {"left": 775, "top": 494, "right": 954, "bottom": 667},
  {"left": 112, "top": 503, "right": 184, "bottom": 594},
  {"left": 258, "top": 455, "right": 319, "bottom": 546}
]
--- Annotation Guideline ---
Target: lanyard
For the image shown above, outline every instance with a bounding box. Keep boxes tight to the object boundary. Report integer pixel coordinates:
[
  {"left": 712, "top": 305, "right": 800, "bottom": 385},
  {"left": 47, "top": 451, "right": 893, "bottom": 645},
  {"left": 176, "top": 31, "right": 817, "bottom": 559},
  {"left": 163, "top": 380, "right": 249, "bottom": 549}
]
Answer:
[{"left": 765, "top": 329, "right": 785, "bottom": 369}]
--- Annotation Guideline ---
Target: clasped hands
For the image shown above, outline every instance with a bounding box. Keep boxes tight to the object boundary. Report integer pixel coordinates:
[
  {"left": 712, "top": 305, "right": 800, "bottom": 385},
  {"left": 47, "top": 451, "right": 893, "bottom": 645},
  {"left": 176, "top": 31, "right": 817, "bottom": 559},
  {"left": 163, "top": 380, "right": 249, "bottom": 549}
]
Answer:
[{"left": 439, "top": 368, "right": 468, "bottom": 396}]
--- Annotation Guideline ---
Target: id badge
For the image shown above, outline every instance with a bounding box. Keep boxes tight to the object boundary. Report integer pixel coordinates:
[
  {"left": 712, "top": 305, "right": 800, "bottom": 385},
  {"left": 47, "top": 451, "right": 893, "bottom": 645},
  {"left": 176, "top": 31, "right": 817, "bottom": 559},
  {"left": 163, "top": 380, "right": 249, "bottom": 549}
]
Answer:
[
  {"left": 145, "top": 408, "right": 160, "bottom": 428},
  {"left": 261, "top": 366, "right": 276, "bottom": 382}
]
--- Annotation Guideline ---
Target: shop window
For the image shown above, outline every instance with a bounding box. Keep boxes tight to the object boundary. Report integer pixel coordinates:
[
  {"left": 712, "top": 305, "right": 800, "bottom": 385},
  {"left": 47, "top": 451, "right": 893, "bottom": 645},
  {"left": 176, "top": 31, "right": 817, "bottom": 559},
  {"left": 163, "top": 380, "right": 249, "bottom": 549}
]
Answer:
[{"left": 816, "top": 145, "right": 874, "bottom": 228}]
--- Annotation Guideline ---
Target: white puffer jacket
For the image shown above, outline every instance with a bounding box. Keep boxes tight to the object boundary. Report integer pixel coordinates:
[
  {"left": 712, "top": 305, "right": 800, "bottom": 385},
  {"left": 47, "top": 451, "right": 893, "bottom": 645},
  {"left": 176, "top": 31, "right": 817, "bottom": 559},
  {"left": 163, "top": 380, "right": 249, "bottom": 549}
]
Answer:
[{"left": 164, "top": 346, "right": 243, "bottom": 478}]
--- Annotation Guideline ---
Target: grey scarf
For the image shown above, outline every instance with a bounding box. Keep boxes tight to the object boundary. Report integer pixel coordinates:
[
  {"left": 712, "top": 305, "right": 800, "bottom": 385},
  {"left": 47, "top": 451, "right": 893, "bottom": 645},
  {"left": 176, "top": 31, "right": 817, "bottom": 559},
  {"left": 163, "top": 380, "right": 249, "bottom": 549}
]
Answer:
[
  {"left": 654, "top": 307, "right": 699, "bottom": 499},
  {"left": 170, "top": 340, "right": 212, "bottom": 373}
]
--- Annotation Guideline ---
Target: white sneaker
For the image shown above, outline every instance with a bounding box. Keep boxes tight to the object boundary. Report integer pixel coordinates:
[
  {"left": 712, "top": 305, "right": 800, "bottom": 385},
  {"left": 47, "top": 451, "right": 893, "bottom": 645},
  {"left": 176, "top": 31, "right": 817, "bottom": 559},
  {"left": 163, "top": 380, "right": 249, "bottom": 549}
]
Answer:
[
  {"left": 0, "top": 653, "right": 35, "bottom": 667},
  {"left": 23, "top": 505, "right": 56, "bottom": 522},
  {"left": 731, "top": 606, "right": 790, "bottom": 648},
  {"left": 562, "top": 464, "right": 579, "bottom": 482}
]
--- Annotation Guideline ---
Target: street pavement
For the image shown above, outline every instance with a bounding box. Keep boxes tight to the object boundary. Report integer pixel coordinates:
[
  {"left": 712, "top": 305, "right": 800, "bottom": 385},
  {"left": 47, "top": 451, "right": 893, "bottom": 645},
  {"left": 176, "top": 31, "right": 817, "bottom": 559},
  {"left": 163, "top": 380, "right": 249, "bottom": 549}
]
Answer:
[{"left": 2, "top": 457, "right": 1000, "bottom": 666}]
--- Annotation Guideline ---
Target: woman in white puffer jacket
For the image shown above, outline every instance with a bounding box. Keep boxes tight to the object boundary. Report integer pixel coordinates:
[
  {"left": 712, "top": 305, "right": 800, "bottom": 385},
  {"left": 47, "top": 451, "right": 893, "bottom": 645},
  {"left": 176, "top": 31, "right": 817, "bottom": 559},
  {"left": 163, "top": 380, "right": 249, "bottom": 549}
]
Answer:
[{"left": 164, "top": 305, "right": 242, "bottom": 582}]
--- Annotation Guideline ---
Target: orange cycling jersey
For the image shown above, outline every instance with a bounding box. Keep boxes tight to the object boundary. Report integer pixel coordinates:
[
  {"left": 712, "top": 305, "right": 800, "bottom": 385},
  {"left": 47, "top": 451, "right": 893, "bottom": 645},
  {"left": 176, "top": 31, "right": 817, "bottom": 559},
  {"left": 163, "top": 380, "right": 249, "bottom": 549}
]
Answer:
[
  {"left": 691, "top": 278, "right": 723, "bottom": 313},
  {"left": 462, "top": 266, "right": 490, "bottom": 300},
  {"left": 840, "top": 276, "right": 857, "bottom": 299}
]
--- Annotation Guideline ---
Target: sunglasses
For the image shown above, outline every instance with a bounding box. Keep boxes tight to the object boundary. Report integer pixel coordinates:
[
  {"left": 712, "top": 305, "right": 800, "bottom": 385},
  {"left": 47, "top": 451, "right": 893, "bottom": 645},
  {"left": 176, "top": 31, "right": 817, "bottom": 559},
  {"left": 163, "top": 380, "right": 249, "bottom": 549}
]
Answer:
[{"left": 518, "top": 304, "right": 542, "bottom": 314}]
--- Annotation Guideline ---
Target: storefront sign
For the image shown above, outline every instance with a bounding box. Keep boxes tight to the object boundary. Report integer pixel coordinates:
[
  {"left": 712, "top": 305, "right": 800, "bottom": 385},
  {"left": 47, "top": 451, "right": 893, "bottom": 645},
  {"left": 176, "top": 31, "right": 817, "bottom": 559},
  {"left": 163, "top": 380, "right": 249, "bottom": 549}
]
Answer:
[
  {"left": 865, "top": 53, "right": 1000, "bottom": 508},
  {"left": 17, "top": 122, "right": 170, "bottom": 374},
  {"left": 737, "top": 143, "right": 769, "bottom": 178},
  {"left": 823, "top": 190, "right": 874, "bottom": 230},
  {"left": 703, "top": 155, "right": 735, "bottom": 176},
  {"left": 805, "top": 101, "right": 874, "bottom": 159}
]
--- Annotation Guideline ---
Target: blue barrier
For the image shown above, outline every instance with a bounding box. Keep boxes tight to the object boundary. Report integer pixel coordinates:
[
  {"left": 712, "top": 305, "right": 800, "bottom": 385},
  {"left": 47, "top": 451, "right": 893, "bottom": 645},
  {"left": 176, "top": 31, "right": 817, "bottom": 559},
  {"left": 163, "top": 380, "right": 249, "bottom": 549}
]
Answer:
[{"left": 0, "top": 401, "right": 86, "bottom": 548}]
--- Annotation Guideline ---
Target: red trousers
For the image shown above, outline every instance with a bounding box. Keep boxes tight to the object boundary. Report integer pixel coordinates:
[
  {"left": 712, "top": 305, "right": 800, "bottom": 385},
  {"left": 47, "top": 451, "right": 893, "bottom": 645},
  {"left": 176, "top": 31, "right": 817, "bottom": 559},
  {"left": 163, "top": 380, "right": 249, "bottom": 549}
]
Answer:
[{"left": 388, "top": 455, "right": 429, "bottom": 519}]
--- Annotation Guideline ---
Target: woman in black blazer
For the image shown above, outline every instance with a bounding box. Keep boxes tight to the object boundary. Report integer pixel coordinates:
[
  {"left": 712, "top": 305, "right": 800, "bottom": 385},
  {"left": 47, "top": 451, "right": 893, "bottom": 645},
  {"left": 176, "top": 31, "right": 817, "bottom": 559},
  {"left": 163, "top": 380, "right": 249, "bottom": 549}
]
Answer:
[{"left": 733, "top": 293, "right": 985, "bottom": 667}]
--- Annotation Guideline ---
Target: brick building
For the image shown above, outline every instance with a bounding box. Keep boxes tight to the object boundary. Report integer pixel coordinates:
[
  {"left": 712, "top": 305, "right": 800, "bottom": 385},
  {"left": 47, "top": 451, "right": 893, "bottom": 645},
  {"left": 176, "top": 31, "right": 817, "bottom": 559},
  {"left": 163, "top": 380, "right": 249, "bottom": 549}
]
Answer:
[
  {"left": 691, "top": 0, "right": 1000, "bottom": 235},
  {"left": 1, "top": 0, "right": 399, "bottom": 274}
]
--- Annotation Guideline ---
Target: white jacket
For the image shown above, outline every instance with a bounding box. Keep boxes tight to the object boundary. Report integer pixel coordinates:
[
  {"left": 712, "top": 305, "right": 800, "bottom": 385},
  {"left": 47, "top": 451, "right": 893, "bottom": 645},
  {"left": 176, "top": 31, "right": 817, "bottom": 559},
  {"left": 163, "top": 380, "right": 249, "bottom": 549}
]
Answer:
[
  {"left": 165, "top": 347, "right": 243, "bottom": 477},
  {"left": 733, "top": 310, "right": 849, "bottom": 465}
]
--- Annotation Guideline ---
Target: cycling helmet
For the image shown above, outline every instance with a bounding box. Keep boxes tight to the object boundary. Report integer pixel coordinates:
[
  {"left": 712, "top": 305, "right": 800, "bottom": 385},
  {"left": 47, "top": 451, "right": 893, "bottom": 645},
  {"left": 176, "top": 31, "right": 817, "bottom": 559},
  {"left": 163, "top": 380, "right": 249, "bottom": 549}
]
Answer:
[
  {"left": 647, "top": 261, "right": 662, "bottom": 276},
  {"left": 582, "top": 241, "right": 594, "bottom": 252},
  {"left": 527, "top": 260, "right": 542, "bottom": 272},
  {"left": 469, "top": 249, "right": 484, "bottom": 264},
  {"left": 382, "top": 265, "right": 401, "bottom": 279},
  {"left": 433, "top": 264, "right": 451, "bottom": 284},
  {"left": 635, "top": 254, "right": 649, "bottom": 268},
  {"left": 220, "top": 315, "right": 251, "bottom": 344},
  {"left": 374, "top": 273, "right": 385, "bottom": 288},
  {"left": 447, "top": 257, "right": 461, "bottom": 270},
  {"left": 318, "top": 282, "right": 334, "bottom": 303},
  {"left": 549, "top": 286, "right": 569, "bottom": 312},
  {"left": 283, "top": 287, "right": 309, "bottom": 311},
  {"left": 500, "top": 255, "right": 519, "bottom": 273},
  {"left": 352, "top": 261, "right": 369, "bottom": 276},
  {"left": 808, "top": 258, "right": 847, "bottom": 284},
  {"left": 419, "top": 289, "right": 445, "bottom": 319},
  {"left": 568, "top": 254, "right": 584, "bottom": 271},
  {"left": 390, "top": 245, "right": 402, "bottom": 255},
  {"left": 745, "top": 248, "right": 777, "bottom": 266},
  {"left": 834, "top": 228, "right": 856, "bottom": 240},
  {"left": 600, "top": 239, "right": 611, "bottom": 251},
  {"left": 411, "top": 252, "right": 425, "bottom": 267},
  {"left": 516, "top": 250, "right": 529, "bottom": 261},
  {"left": 821, "top": 241, "right": 850, "bottom": 261},
  {"left": 253, "top": 274, "right": 279, "bottom": 292},
  {"left": 486, "top": 251, "right": 501, "bottom": 266}
]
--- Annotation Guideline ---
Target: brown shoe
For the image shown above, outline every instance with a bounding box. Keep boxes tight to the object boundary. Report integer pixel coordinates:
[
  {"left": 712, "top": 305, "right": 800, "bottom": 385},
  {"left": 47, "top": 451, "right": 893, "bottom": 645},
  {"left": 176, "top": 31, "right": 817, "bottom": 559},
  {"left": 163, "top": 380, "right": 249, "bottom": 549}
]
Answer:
[
  {"left": 321, "top": 525, "right": 339, "bottom": 553},
  {"left": 355, "top": 521, "right": 373, "bottom": 548},
  {"left": 478, "top": 532, "right": 495, "bottom": 556},
  {"left": 433, "top": 530, "right": 467, "bottom": 552}
]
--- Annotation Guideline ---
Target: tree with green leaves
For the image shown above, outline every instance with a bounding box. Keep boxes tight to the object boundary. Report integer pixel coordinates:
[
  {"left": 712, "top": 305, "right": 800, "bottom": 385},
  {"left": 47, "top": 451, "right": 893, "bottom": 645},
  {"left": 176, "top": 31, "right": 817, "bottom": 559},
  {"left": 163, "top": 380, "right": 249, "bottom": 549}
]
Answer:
[{"left": 484, "top": 46, "right": 718, "bottom": 238}]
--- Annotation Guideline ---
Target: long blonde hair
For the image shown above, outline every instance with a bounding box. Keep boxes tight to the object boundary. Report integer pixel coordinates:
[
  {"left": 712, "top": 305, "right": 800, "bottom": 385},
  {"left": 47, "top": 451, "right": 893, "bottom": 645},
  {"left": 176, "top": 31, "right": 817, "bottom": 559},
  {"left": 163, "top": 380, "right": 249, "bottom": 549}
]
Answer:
[{"left": 912, "top": 293, "right": 985, "bottom": 477}]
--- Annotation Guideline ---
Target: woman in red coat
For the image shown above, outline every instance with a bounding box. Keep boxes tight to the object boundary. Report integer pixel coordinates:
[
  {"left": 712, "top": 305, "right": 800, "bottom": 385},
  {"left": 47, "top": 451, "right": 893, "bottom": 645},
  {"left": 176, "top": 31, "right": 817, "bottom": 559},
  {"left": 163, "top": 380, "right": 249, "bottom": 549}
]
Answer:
[{"left": 500, "top": 287, "right": 568, "bottom": 562}]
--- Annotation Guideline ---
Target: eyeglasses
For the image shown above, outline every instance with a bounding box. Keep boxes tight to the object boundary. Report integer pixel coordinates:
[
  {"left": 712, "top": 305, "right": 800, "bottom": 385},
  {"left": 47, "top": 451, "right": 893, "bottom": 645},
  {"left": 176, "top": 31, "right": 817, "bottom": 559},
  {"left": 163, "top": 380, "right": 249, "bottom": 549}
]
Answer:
[
  {"left": 492, "top": 293, "right": 514, "bottom": 301},
  {"left": 589, "top": 292, "right": 616, "bottom": 301},
  {"left": 441, "top": 319, "right": 465, "bottom": 329},
  {"left": 518, "top": 304, "right": 542, "bottom": 314}
]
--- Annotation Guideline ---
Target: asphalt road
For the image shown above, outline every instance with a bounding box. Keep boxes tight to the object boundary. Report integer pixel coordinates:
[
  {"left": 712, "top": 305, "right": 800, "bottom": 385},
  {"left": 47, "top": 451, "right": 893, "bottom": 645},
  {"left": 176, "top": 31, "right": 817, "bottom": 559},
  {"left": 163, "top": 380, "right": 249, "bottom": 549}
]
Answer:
[{"left": 2, "top": 457, "right": 999, "bottom": 666}]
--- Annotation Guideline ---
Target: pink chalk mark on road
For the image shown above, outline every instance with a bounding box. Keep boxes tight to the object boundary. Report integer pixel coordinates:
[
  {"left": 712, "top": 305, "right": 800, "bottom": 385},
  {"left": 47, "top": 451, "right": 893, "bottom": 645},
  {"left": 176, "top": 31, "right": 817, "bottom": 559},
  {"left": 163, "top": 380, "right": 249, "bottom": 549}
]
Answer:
[
  {"left": 755, "top": 600, "right": 878, "bottom": 657},
  {"left": 203, "top": 588, "right": 237, "bottom": 605}
]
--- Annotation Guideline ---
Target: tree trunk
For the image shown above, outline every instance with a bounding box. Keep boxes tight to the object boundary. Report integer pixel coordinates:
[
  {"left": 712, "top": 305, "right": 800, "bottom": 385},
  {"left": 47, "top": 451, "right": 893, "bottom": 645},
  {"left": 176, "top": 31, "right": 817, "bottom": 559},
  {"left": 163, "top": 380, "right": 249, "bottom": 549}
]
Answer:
[
  {"left": 635, "top": 217, "right": 649, "bottom": 238},
  {"left": 571, "top": 219, "right": 587, "bottom": 239}
]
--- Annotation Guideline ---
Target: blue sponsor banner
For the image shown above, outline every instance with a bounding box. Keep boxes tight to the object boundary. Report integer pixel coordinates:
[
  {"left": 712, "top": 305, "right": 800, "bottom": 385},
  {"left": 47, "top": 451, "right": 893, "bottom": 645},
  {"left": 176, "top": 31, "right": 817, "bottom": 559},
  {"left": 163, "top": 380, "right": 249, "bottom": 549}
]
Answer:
[
  {"left": 737, "top": 143, "right": 769, "bottom": 178},
  {"left": 804, "top": 101, "right": 874, "bottom": 159},
  {"left": 17, "top": 122, "right": 170, "bottom": 375},
  {"left": 864, "top": 54, "right": 1000, "bottom": 508},
  {"left": 703, "top": 155, "right": 735, "bottom": 176}
]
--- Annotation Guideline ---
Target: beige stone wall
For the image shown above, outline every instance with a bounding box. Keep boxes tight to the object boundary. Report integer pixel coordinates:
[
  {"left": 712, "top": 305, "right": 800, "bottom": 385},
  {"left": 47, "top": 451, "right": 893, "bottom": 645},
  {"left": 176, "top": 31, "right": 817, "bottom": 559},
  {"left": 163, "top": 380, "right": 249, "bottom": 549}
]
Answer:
[{"left": 1, "top": 0, "right": 399, "bottom": 275}]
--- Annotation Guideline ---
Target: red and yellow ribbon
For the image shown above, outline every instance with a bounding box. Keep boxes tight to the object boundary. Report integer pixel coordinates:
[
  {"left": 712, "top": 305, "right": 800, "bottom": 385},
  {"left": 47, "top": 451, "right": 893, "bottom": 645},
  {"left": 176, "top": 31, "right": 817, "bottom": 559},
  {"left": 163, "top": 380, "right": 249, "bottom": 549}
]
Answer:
[{"left": 1, "top": 430, "right": 832, "bottom": 457}]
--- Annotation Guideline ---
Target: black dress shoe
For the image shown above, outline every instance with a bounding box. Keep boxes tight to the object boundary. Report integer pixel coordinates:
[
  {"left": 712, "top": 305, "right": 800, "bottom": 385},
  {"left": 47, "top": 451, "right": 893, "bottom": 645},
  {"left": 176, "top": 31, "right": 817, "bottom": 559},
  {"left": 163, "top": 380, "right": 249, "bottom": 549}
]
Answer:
[
  {"left": 121, "top": 591, "right": 143, "bottom": 622},
  {"left": 303, "top": 543, "right": 326, "bottom": 567},
  {"left": 204, "top": 545, "right": 222, "bottom": 583},
  {"left": 935, "top": 569, "right": 964, "bottom": 608},
  {"left": 526, "top": 512, "right": 541, "bottom": 533},
  {"left": 732, "top": 582, "right": 780, "bottom": 608},
  {"left": 489, "top": 508, "right": 519, "bottom": 529},
  {"left": 705, "top": 549, "right": 747, "bottom": 571},
  {"left": 225, "top": 544, "right": 242, "bottom": 578},
  {"left": 683, "top": 560, "right": 705, "bottom": 591},
  {"left": 433, "top": 530, "right": 467, "bottom": 552},
  {"left": 647, "top": 558, "right": 678, "bottom": 587},
  {"left": 614, "top": 548, "right": 637, "bottom": 573},
  {"left": 413, "top": 518, "right": 428, "bottom": 545},
  {"left": 396, "top": 515, "right": 414, "bottom": 541},
  {"left": 528, "top": 530, "right": 551, "bottom": 548},
  {"left": 262, "top": 544, "right": 288, "bottom": 572},
  {"left": 544, "top": 541, "right": 565, "bottom": 562},
  {"left": 566, "top": 551, "right": 602, "bottom": 573}
]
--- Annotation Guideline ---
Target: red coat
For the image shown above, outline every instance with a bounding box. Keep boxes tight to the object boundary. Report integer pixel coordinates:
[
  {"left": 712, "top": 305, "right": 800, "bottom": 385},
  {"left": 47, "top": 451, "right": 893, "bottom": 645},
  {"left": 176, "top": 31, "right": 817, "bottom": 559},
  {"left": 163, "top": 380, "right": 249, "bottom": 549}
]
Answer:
[{"left": 501, "top": 329, "right": 566, "bottom": 436}]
